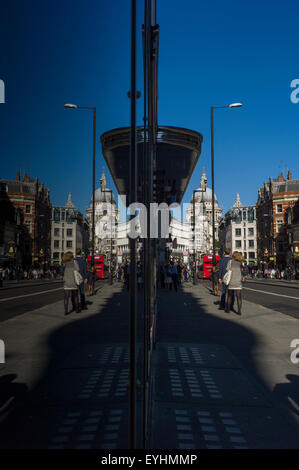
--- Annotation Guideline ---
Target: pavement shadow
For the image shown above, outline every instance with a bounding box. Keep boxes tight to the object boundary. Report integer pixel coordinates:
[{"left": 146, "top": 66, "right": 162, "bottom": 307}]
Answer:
[
  {"left": 0, "top": 281, "right": 298, "bottom": 448},
  {"left": 155, "top": 282, "right": 299, "bottom": 447},
  {"left": 0, "top": 282, "right": 145, "bottom": 448},
  {"left": 0, "top": 374, "right": 29, "bottom": 447},
  {"left": 272, "top": 374, "right": 299, "bottom": 417}
]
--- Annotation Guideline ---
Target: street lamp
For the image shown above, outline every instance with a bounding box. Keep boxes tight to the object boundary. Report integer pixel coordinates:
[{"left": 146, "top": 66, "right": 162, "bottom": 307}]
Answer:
[
  {"left": 64, "top": 103, "right": 96, "bottom": 269},
  {"left": 211, "top": 102, "right": 243, "bottom": 289}
]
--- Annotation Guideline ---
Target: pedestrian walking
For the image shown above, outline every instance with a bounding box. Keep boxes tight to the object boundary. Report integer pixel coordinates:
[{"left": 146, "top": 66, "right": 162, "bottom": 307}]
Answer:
[
  {"left": 211, "top": 265, "right": 220, "bottom": 296},
  {"left": 164, "top": 264, "right": 173, "bottom": 291},
  {"left": 171, "top": 262, "right": 179, "bottom": 292},
  {"left": 62, "top": 251, "right": 80, "bottom": 315},
  {"left": 74, "top": 248, "right": 88, "bottom": 310},
  {"left": 87, "top": 264, "right": 96, "bottom": 296},
  {"left": 218, "top": 248, "right": 234, "bottom": 310},
  {"left": 225, "top": 251, "right": 243, "bottom": 315}
]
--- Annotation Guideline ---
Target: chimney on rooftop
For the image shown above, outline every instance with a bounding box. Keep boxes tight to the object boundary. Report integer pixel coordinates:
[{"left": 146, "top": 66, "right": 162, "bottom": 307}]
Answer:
[
  {"left": 287, "top": 170, "right": 292, "bottom": 181},
  {"left": 23, "top": 173, "right": 30, "bottom": 183},
  {"left": 16, "top": 171, "right": 20, "bottom": 182},
  {"left": 277, "top": 172, "right": 285, "bottom": 182}
]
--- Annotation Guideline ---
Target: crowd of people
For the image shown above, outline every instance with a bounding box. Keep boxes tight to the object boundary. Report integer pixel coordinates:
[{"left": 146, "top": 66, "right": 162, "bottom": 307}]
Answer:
[
  {"left": 0, "top": 265, "right": 64, "bottom": 281},
  {"left": 210, "top": 262, "right": 297, "bottom": 289},
  {"left": 114, "top": 260, "right": 196, "bottom": 293},
  {"left": 254, "top": 266, "right": 297, "bottom": 280}
]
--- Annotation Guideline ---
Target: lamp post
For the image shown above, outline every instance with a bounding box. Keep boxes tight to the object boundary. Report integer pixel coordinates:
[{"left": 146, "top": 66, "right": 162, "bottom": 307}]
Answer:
[
  {"left": 64, "top": 103, "right": 96, "bottom": 269},
  {"left": 192, "top": 184, "right": 207, "bottom": 285},
  {"left": 211, "top": 102, "right": 242, "bottom": 289}
]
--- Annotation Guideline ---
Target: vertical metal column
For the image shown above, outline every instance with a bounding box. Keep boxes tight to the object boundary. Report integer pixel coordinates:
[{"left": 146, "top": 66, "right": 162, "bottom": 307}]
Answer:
[
  {"left": 92, "top": 109, "right": 96, "bottom": 268},
  {"left": 142, "top": 0, "right": 158, "bottom": 449},
  {"left": 129, "top": 0, "right": 137, "bottom": 450},
  {"left": 142, "top": 0, "right": 149, "bottom": 450},
  {"left": 211, "top": 107, "right": 216, "bottom": 291}
]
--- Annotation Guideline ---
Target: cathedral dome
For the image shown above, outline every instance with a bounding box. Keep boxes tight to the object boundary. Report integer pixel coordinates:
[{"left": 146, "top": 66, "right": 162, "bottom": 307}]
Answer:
[
  {"left": 194, "top": 187, "right": 217, "bottom": 203},
  {"left": 92, "top": 168, "right": 115, "bottom": 204},
  {"left": 190, "top": 167, "right": 218, "bottom": 204},
  {"left": 94, "top": 187, "right": 114, "bottom": 203}
]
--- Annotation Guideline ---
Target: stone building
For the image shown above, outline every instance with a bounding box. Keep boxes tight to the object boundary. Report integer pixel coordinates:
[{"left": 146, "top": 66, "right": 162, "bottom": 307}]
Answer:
[
  {"left": 256, "top": 170, "right": 299, "bottom": 267},
  {"left": 219, "top": 194, "right": 257, "bottom": 264},
  {"left": 51, "top": 193, "right": 89, "bottom": 265},
  {"left": 285, "top": 199, "right": 299, "bottom": 273},
  {"left": 86, "top": 168, "right": 118, "bottom": 259},
  {"left": 186, "top": 168, "right": 222, "bottom": 255},
  {"left": 0, "top": 172, "right": 51, "bottom": 267}
]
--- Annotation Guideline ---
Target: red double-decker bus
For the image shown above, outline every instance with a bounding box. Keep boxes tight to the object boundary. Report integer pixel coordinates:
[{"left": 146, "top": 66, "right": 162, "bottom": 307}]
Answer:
[
  {"left": 202, "top": 254, "right": 220, "bottom": 279},
  {"left": 88, "top": 254, "right": 105, "bottom": 279}
]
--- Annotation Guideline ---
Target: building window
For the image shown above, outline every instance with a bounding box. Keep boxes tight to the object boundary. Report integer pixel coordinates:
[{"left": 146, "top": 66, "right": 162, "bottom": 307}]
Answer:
[
  {"left": 67, "top": 229, "right": 73, "bottom": 237},
  {"left": 53, "top": 252, "right": 59, "bottom": 260},
  {"left": 54, "top": 228, "right": 59, "bottom": 237},
  {"left": 276, "top": 219, "right": 284, "bottom": 232},
  {"left": 53, "top": 208, "right": 60, "bottom": 222},
  {"left": 248, "top": 208, "right": 255, "bottom": 222},
  {"left": 66, "top": 211, "right": 73, "bottom": 223},
  {"left": 61, "top": 211, "right": 65, "bottom": 221},
  {"left": 248, "top": 227, "right": 254, "bottom": 236},
  {"left": 54, "top": 240, "right": 59, "bottom": 248},
  {"left": 25, "top": 204, "right": 31, "bottom": 214},
  {"left": 66, "top": 240, "right": 72, "bottom": 248},
  {"left": 243, "top": 252, "right": 247, "bottom": 259},
  {"left": 244, "top": 240, "right": 246, "bottom": 249},
  {"left": 235, "top": 229, "right": 241, "bottom": 237},
  {"left": 235, "top": 240, "right": 242, "bottom": 248},
  {"left": 242, "top": 210, "right": 247, "bottom": 221},
  {"left": 249, "top": 240, "right": 254, "bottom": 248},
  {"left": 235, "top": 216, "right": 242, "bottom": 224},
  {"left": 249, "top": 252, "right": 255, "bottom": 259},
  {"left": 276, "top": 204, "right": 283, "bottom": 214},
  {"left": 24, "top": 219, "right": 32, "bottom": 234}
]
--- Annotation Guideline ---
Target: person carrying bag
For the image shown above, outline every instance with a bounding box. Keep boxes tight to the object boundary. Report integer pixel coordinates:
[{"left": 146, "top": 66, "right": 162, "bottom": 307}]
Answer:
[{"left": 62, "top": 251, "right": 81, "bottom": 315}]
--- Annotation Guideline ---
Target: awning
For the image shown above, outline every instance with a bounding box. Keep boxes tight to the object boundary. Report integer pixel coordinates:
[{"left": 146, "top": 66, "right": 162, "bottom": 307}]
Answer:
[{"left": 100, "top": 126, "right": 203, "bottom": 206}]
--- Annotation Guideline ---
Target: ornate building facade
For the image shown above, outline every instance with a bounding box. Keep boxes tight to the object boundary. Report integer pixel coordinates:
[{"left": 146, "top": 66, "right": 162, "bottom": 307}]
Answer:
[
  {"left": 219, "top": 194, "right": 257, "bottom": 264},
  {"left": 86, "top": 168, "right": 118, "bottom": 258},
  {"left": 51, "top": 193, "right": 89, "bottom": 264},
  {"left": 256, "top": 170, "right": 299, "bottom": 267},
  {"left": 186, "top": 168, "right": 222, "bottom": 256},
  {"left": 0, "top": 172, "right": 51, "bottom": 267}
]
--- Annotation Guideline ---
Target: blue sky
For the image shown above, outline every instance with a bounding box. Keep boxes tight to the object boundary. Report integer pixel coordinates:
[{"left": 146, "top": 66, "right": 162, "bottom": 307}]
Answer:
[{"left": 1, "top": 0, "right": 299, "bottom": 218}]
